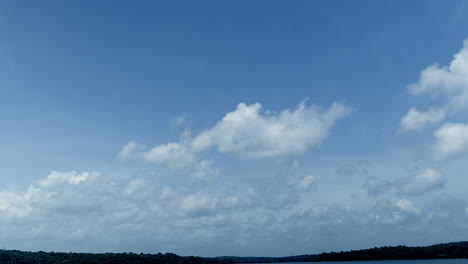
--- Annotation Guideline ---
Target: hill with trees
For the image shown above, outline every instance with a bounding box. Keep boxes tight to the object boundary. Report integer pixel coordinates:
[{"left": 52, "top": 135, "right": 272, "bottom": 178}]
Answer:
[
  {"left": 1, "top": 241, "right": 468, "bottom": 263},
  {"left": 217, "top": 241, "right": 468, "bottom": 262},
  {"left": 0, "top": 251, "right": 227, "bottom": 264}
]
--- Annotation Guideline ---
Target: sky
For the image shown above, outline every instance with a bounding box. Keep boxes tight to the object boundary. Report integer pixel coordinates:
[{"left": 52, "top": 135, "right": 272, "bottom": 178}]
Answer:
[{"left": 1, "top": 0, "right": 468, "bottom": 257}]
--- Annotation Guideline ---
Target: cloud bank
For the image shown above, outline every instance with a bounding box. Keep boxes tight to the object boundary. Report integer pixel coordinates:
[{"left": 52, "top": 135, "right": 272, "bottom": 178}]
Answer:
[{"left": 0, "top": 170, "right": 466, "bottom": 256}]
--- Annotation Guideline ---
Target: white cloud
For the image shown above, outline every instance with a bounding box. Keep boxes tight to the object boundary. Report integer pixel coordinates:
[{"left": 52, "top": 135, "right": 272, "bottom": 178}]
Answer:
[
  {"left": 119, "top": 141, "right": 219, "bottom": 179},
  {"left": 191, "top": 101, "right": 352, "bottom": 159},
  {"left": 0, "top": 171, "right": 105, "bottom": 222},
  {"left": 39, "top": 171, "right": 96, "bottom": 188},
  {"left": 409, "top": 39, "right": 468, "bottom": 109},
  {"left": 396, "top": 168, "right": 445, "bottom": 195},
  {"left": 396, "top": 199, "right": 421, "bottom": 215},
  {"left": 123, "top": 178, "right": 155, "bottom": 200},
  {"left": 118, "top": 141, "right": 145, "bottom": 161},
  {"left": 0, "top": 170, "right": 467, "bottom": 256},
  {"left": 298, "top": 175, "right": 317, "bottom": 191},
  {"left": 180, "top": 192, "right": 217, "bottom": 217},
  {"left": 400, "top": 107, "right": 446, "bottom": 132},
  {"left": 363, "top": 176, "right": 393, "bottom": 196},
  {"left": 0, "top": 186, "right": 44, "bottom": 219},
  {"left": 119, "top": 100, "right": 350, "bottom": 179},
  {"left": 368, "top": 199, "right": 423, "bottom": 225},
  {"left": 433, "top": 123, "right": 468, "bottom": 160},
  {"left": 142, "top": 142, "right": 196, "bottom": 167}
]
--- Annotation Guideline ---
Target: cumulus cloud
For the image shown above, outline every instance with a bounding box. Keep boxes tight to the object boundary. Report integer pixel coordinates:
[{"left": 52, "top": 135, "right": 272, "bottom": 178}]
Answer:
[
  {"left": 363, "top": 177, "right": 393, "bottom": 196},
  {"left": 0, "top": 186, "right": 44, "bottom": 219},
  {"left": 0, "top": 171, "right": 103, "bottom": 222},
  {"left": 396, "top": 169, "right": 445, "bottom": 195},
  {"left": 401, "top": 39, "right": 468, "bottom": 133},
  {"left": 119, "top": 100, "right": 351, "bottom": 179},
  {"left": 0, "top": 170, "right": 268, "bottom": 254},
  {"left": 1, "top": 170, "right": 467, "bottom": 256},
  {"left": 368, "top": 199, "right": 423, "bottom": 225},
  {"left": 433, "top": 123, "right": 468, "bottom": 160},
  {"left": 180, "top": 192, "right": 217, "bottom": 217},
  {"left": 190, "top": 101, "right": 352, "bottom": 158},
  {"left": 118, "top": 141, "right": 145, "bottom": 161},
  {"left": 409, "top": 39, "right": 468, "bottom": 109},
  {"left": 400, "top": 107, "right": 446, "bottom": 132},
  {"left": 396, "top": 199, "right": 421, "bottom": 215},
  {"left": 119, "top": 140, "right": 219, "bottom": 179},
  {"left": 40, "top": 171, "right": 97, "bottom": 188}
]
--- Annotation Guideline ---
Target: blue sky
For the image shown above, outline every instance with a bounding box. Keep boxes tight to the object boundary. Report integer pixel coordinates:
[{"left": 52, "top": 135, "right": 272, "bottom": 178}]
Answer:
[{"left": 2, "top": 0, "right": 468, "bottom": 257}]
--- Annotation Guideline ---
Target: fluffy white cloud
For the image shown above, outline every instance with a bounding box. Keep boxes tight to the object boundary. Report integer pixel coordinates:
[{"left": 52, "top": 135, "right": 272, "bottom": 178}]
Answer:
[
  {"left": 363, "top": 176, "right": 393, "bottom": 196},
  {"left": 119, "top": 141, "right": 219, "bottom": 179},
  {"left": 39, "top": 171, "right": 97, "bottom": 188},
  {"left": 180, "top": 192, "right": 217, "bottom": 217},
  {"left": 119, "top": 100, "right": 351, "bottom": 180},
  {"left": 433, "top": 123, "right": 468, "bottom": 160},
  {"left": 400, "top": 107, "right": 446, "bottom": 132},
  {"left": 190, "top": 101, "right": 352, "bottom": 158},
  {"left": 0, "top": 186, "right": 44, "bottom": 219},
  {"left": 396, "top": 199, "right": 421, "bottom": 215},
  {"left": 409, "top": 39, "right": 468, "bottom": 109},
  {"left": 118, "top": 141, "right": 145, "bottom": 161},
  {"left": 0, "top": 171, "right": 104, "bottom": 222},
  {"left": 396, "top": 169, "right": 445, "bottom": 195}
]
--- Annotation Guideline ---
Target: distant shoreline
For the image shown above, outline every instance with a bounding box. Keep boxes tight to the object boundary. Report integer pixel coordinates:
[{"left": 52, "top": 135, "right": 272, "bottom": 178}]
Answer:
[
  {"left": 1, "top": 241, "right": 467, "bottom": 264},
  {"left": 215, "top": 241, "right": 468, "bottom": 263}
]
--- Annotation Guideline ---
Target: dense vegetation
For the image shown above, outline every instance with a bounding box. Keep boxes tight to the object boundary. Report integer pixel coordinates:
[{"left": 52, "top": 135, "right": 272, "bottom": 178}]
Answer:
[
  {"left": 217, "top": 241, "right": 468, "bottom": 262},
  {"left": 1, "top": 241, "right": 468, "bottom": 263},
  {"left": 314, "top": 241, "right": 468, "bottom": 261},
  {"left": 0, "top": 251, "right": 227, "bottom": 264}
]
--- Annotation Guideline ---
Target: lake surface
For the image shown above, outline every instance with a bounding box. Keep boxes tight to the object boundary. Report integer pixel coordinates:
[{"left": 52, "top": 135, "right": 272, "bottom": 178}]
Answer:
[{"left": 241, "top": 260, "right": 468, "bottom": 264}]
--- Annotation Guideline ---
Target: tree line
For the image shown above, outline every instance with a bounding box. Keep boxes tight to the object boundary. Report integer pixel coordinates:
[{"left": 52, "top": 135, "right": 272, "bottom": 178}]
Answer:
[
  {"left": 216, "top": 241, "right": 468, "bottom": 262},
  {"left": 1, "top": 241, "right": 468, "bottom": 263},
  {"left": 0, "top": 251, "right": 227, "bottom": 264}
]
